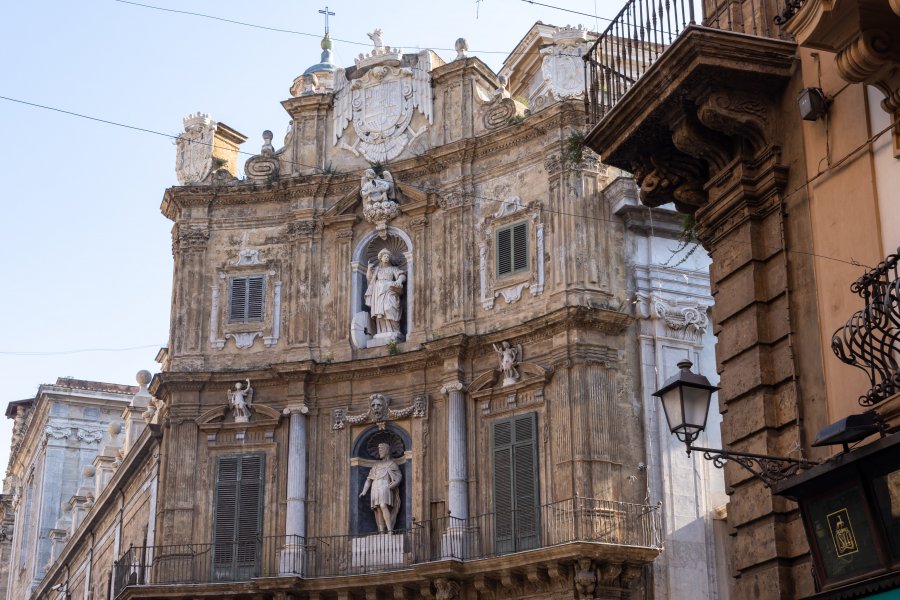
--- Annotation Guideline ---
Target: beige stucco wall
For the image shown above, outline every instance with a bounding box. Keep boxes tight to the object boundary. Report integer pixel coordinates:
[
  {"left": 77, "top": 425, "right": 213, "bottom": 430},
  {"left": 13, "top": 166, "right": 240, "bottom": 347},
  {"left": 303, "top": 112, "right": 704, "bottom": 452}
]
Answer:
[{"left": 798, "top": 48, "right": 885, "bottom": 426}]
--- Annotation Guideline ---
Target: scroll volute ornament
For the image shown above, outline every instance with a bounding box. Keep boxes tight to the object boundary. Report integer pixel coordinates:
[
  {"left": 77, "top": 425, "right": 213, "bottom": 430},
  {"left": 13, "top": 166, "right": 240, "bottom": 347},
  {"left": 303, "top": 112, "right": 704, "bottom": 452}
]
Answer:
[
  {"left": 695, "top": 90, "right": 773, "bottom": 156},
  {"left": 630, "top": 151, "right": 707, "bottom": 213}
]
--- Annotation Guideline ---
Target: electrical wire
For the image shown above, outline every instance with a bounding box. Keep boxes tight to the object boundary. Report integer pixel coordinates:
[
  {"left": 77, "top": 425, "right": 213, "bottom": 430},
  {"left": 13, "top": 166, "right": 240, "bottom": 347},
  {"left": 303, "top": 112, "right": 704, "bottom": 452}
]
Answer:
[
  {"left": 110, "top": 0, "right": 678, "bottom": 58},
  {"left": 0, "top": 344, "right": 162, "bottom": 356},
  {"left": 0, "top": 92, "right": 888, "bottom": 272}
]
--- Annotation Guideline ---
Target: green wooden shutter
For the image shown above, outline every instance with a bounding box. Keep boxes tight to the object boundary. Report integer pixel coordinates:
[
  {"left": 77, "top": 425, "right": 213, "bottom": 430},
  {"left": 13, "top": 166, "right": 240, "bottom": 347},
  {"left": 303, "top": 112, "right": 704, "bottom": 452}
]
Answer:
[
  {"left": 512, "top": 222, "right": 529, "bottom": 272},
  {"left": 246, "top": 276, "right": 264, "bottom": 322},
  {"left": 228, "top": 278, "right": 248, "bottom": 322},
  {"left": 496, "top": 227, "right": 513, "bottom": 277},
  {"left": 228, "top": 276, "right": 265, "bottom": 323},
  {"left": 512, "top": 414, "right": 540, "bottom": 550},
  {"left": 496, "top": 222, "right": 529, "bottom": 278},
  {"left": 213, "top": 454, "right": 265, "bottom": 580},
  {"left": 492, "top": 413, "right": 540, "bottom": 554},
  {"left": 492, "top": 419, "right": 515, "bottom": 554}
]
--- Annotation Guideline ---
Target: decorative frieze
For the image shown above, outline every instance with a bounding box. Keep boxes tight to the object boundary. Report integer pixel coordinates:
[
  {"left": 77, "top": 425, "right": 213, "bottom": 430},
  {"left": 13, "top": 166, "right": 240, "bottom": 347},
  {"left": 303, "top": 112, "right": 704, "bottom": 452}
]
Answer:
[{"left": 332, "top": 393, "right": 427, "bottom": 430}]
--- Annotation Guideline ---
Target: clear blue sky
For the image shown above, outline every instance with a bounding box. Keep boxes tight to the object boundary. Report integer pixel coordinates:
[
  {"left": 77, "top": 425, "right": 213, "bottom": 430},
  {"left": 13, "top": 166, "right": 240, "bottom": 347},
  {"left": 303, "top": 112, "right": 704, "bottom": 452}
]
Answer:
[{"left": 0, "top": 0, "right": 623, "bottom": 471}]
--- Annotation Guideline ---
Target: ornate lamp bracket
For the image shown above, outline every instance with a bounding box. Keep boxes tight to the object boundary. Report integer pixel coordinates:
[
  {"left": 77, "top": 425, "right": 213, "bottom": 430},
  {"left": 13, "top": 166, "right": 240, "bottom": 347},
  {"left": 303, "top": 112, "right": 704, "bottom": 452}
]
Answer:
[{"left": 689, "top": 445, "right": 819, "bottom": 487}]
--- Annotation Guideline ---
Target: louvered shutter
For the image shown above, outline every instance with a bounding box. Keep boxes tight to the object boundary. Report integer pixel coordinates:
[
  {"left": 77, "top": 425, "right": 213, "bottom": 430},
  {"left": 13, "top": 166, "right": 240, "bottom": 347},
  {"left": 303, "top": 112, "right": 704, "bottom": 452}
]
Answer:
[
  {"left": 213, "top": 454, "right": 264, "bottom": 580},
  {"left": 512, "top": 222, "right": 529, "bottom": 272},
  {"left": 496, "top": 227, "right": 513, "bottom": 277},
  {"left": 512, "top": 413, "right": 539, "bottom": 550},
  {"left": 228, "top": 276, "right": 265, "bottom": 323},
  {"left": 492, "top": 413, "right": 540, "bottom": 554},
  {"left": 228, "top": 278, "right": 248, "bottom": 322},
  {"left": 492, "top": 420, "right": 515, "bottom": 554}
]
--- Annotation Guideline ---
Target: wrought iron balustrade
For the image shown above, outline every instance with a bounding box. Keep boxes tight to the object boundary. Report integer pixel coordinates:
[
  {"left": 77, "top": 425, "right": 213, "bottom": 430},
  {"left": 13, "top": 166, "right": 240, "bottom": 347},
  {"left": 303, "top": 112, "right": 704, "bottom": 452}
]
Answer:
[
  {"left": 113, "top": 497, "right": 661, "bottom": 595},
  {"left": 832, "top": 249, "right": 900, "bottom": 406},
  {"left": 584, "top": 0, "right": 791, "bottom": 123}
]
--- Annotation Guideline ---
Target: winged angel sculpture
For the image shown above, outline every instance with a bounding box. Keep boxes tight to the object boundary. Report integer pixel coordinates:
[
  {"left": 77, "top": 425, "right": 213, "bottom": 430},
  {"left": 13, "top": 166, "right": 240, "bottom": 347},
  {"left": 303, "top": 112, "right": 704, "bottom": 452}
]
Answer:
[{"left": 332, "top": 50, "right": 434, "bottom": 163}]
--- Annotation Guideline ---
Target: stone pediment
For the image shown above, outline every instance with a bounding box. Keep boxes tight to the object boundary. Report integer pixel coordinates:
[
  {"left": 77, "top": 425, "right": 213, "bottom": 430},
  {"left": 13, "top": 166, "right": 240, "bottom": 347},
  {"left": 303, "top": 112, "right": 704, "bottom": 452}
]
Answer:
[
  {"left": 469, "top": 361, "right": 552, "bottom": 396},
  {"left": 195, "top": 404, "right": 281, "bottom": 429}
]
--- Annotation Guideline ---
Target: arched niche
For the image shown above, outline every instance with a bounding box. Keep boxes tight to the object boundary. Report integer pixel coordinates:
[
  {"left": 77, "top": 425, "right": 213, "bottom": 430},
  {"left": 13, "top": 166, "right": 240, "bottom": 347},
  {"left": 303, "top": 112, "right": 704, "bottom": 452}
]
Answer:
[
  {"left": 349, "top": 424, "right": 412, "bottom": 536},
  {"left": 350, "top": 228, "right": 414, "bottom": 349}
]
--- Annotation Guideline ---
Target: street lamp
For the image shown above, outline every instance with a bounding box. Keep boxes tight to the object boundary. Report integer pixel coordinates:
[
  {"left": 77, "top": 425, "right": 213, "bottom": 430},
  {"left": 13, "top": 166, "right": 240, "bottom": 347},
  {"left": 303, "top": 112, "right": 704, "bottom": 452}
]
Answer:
[
  {"left": 652, "top": 359, "right": 819, "bottom": 487},
  {"left": 652, "top": 359, "right": 718, "bottom": 446}
]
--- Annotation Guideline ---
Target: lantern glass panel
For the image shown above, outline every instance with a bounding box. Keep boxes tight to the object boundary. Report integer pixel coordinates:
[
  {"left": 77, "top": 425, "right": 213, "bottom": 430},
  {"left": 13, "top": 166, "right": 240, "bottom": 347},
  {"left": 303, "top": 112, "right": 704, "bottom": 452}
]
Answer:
[
  {"left": 660, "top": 387, "right": 684, "bottom": 433},
  {"left": 683, "top": 384, "right": 712, "bottom": 431}
]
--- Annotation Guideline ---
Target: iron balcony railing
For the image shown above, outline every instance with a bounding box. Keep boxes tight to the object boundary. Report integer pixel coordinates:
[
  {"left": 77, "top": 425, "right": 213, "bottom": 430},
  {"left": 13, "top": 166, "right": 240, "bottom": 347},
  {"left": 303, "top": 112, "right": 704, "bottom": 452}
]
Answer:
[
  {"left": 832, "top": 249, "right": 900, "bottom": 406},
  {"left": 584, "top": 0, "right": 791, "bottom": 123},
  {"left": 114, "top": 497, "right": 662, "bottom": 595}
]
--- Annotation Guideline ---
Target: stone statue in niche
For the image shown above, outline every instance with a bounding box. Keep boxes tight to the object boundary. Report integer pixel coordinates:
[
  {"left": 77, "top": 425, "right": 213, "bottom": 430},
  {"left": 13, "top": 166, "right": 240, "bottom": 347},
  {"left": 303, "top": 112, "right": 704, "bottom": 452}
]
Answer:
[
  {"left": 360, "top": 169, "right": 399, "bottom": 238},
  {"left": 228, "top": 379, "right": 254, "bottom": 423},
  {"left": 359, "top": 442, "right": 402, "bottom": 532},
  {"left": 493, "top": 341, "right": 522, "bottom": 386},
  {"left": 365, "top": 248, "right": 406, "bottom": 341}
]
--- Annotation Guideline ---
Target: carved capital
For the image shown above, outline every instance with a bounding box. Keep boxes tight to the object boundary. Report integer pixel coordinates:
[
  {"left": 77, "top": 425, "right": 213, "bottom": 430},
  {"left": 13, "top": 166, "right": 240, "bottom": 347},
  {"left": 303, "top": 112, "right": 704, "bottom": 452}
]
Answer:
[
  {"left": 440, "top": 381, "right": 465, "bottom": 395},
  {"left": 172, "top": 225, "right": 209, "bottom": 254},
  {"left": 287, "top": 219, "right": 321, "bottom": 239},
  {"left": 282, "top": 404, "right": 309, "bottom": 416}
]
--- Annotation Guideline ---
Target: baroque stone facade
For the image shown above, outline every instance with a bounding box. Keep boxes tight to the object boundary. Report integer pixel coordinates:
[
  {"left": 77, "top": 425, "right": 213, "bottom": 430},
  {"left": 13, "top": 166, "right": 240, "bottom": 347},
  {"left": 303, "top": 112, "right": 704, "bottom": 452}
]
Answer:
[{"left": 14, "top": 22, "right": 724, "bottom": 600}]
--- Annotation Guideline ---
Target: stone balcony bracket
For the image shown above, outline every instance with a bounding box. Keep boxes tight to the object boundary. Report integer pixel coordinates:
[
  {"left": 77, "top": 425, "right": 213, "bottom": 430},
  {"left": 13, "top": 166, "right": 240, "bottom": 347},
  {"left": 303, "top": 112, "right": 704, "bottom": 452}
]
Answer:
[{"left": 584, "top": 26, "right": 798, "bottom": 232}]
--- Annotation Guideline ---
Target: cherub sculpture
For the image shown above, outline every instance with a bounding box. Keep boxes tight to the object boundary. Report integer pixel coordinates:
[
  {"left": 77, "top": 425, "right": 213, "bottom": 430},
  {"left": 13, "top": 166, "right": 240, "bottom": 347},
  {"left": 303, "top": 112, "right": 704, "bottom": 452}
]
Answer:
[
  {"left": 360, "top": 169, "right": 400, "bottom": 237},
  {"left": 228, "top": 379, "right": 254, "bottom": 423}
]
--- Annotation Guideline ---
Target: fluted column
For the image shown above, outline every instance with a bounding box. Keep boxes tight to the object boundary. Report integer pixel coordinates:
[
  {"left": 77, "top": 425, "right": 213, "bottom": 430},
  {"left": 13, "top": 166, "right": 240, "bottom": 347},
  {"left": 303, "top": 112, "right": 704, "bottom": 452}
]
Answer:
[
  {"left": 281, "top": 403, "right": 309, "bottom": 575},
  {"left": 441, "top": 382, "right": 468, "bottom": 522}
]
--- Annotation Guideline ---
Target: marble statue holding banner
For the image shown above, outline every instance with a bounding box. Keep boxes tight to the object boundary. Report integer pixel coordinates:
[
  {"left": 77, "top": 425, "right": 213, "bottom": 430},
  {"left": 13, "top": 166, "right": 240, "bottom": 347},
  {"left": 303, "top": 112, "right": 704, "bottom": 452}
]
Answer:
[
  {"left": 365, "top": 249, "right": 406, "bottom": 340},
  {"left": 359, "top": 442, "right": 402, "bottom": 532},
  {"left": 228, "top": 379, "right": 254, "bottom": 423}
]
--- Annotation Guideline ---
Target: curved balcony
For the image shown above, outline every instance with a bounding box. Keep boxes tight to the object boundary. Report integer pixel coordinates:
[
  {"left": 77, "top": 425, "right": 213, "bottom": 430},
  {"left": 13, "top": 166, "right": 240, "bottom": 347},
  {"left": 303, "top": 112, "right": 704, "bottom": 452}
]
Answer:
[{"left": 113, "top": 497, "right": 662, "bottom": 598}]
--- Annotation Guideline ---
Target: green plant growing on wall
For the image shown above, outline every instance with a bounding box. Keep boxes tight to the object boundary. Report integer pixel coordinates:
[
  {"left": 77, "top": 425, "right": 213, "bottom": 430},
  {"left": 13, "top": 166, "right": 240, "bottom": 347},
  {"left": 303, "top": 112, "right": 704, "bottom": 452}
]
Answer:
[
  {"left": 368, "top": 161, "right": 384, "bottom": 176},
  {"left": 212, "top": 157, "right": 228, "bottom": 170},
  {"left": 387, "top": 340, "right": 399, "bottom": 355},
  {"left": 564, "top": 131, "right": 585, "bottom": 165},
  {"left": 665, "top": 213, "right": 702, "bottom": 267}
]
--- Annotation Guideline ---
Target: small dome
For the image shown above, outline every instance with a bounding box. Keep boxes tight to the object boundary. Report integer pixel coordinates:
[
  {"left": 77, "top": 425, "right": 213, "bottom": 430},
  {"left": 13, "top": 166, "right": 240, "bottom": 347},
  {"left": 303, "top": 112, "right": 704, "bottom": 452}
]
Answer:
[{"left": 304, "top": 33, "right": 336, "bottom": 76}]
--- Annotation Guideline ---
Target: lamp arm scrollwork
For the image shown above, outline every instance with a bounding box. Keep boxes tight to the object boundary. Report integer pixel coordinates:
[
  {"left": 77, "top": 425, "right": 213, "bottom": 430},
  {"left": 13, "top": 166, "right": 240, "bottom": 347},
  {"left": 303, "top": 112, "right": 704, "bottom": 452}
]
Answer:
[{"left": 688, "top": 445, "right": 819, "bottom": 488}]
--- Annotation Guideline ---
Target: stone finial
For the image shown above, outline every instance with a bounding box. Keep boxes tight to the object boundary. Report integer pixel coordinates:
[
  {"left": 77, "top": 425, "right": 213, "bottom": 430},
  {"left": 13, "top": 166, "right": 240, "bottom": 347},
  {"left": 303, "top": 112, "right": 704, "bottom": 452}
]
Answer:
[
  {"left": 455, "top": 38, "right": 469, "bottom": 60},
  {"left": 130, "top": 370, "right": 153, "bottom": 409},
  {"left": 261, "top": 130, "right": 275, "bottom": 156},
  {"left": 107, "top": 422, "right": 122, "bottom": 436}
]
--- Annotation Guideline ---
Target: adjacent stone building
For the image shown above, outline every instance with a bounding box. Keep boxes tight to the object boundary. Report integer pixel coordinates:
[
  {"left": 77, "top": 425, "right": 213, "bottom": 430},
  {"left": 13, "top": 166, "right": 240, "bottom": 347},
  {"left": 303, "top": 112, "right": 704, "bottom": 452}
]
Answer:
[
  {"left": 12, "top": 23, "right": 727, "bottom": 600},
  {"left": 1, "top": 378, "right": 137, "bottom": 598},
  {"left": 584, "top": 0, "right": 900, "bottom": 597}
]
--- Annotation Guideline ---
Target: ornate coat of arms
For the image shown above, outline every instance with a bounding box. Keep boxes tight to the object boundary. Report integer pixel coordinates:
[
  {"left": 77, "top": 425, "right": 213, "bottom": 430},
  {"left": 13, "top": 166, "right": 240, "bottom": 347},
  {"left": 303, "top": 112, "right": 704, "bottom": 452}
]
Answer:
[
  {"left": 175, "top": 113, "right": 216, "bottom": 185},
  {"left": 541, "top": 26, "right": 591, "bottom": 100},
  {"left": 333, "top": 44, "right": 433, "bottom": 163}
]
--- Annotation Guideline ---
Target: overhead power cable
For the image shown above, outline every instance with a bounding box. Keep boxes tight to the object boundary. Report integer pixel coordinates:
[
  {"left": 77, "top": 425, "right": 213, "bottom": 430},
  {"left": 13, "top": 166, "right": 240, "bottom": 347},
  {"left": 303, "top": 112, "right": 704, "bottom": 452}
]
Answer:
[
  {"left": 0, "top": 93, "right": 887, "bottom": 272},
  {"left": 111, "top": 0, "right": 682, "bottom": 58}
]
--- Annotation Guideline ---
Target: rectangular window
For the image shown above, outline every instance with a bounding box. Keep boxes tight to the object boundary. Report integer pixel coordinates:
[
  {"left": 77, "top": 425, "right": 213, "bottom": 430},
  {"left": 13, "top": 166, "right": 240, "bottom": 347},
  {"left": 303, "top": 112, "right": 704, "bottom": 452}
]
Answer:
[
  {"left": 228, "top": 276, "right": 265, "bottom": 323},
  {"left": 492, "top": 412, "right": 540, "bottom": 554},
  {"left": 495, "top": 221, "right": 529, "bottom": 278},
  {"left": 212, "top": 454, "right": 265, "bottom": 581}
]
